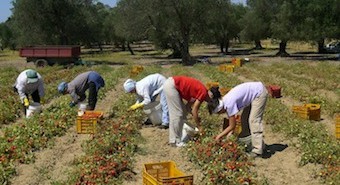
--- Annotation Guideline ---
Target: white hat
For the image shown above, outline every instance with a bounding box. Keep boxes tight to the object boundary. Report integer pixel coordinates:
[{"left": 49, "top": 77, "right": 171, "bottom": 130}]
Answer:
[
  {"left": 213, "top": 99, "right": 224, "bottom": 114},
  {"left": 123, "top": 79, "right": 136, "bottom": 93}
]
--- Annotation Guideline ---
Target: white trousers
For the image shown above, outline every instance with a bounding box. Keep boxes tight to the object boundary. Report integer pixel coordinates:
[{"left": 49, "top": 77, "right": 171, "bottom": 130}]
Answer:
[{"left": 163, "top": 77, "right": 187, "bottom": 144}]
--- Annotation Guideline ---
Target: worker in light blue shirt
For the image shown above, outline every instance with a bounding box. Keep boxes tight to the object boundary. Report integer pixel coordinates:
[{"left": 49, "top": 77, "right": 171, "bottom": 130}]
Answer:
[{"left": 124, "top": 73, "right": 169, "bottom": 129}]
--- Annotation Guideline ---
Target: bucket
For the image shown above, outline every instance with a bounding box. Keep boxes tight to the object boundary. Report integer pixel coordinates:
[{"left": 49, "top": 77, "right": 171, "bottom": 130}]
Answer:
[
  {"left": 78, "top": 102, "right": 88, "bottom": 116},
  {"left": 143, "top": 101, "right": 162, "bottom": 125},
  {"left": 181, "top": 123, "right": 199, "bottom": 143},
  {"left": 26, "top": 102, "right": 42, "bottom": 118}
]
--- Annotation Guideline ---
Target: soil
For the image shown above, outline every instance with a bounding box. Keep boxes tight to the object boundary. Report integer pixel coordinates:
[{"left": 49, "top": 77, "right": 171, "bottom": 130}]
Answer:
[{"left": 2, "top": 46, "right": 336, "bottom": 185}]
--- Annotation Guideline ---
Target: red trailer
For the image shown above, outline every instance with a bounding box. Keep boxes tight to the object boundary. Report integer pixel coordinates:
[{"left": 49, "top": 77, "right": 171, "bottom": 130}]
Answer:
[{"left": 19, "top": 45, "right": 81, "bottom": 67}]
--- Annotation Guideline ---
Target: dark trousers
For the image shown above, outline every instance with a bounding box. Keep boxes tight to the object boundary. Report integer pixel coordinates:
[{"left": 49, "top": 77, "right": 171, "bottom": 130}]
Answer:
[
  {"left": 88, "top": 82, "right": 98, "bottom": 110},
  {"left": 13, "top": 87, "right": 40, "bottom": 115}
]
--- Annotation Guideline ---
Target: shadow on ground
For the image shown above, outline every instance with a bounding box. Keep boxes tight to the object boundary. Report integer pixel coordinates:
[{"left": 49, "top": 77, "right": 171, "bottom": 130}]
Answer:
[{"left": 262, "top": 143, "right": 288, "bottom": 159}]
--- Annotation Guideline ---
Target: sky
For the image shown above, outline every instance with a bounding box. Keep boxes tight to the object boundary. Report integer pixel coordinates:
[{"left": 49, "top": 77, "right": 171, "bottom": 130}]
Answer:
[{"left": 0, "top": 0, "right": 246, "bottom": 23}]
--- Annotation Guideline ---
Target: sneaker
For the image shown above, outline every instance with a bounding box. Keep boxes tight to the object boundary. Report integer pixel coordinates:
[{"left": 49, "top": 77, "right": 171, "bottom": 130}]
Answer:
[
  {"left": 176, "top": 142, "right": 187, "bottom": 147},
  {"left": 169, "top": 143, "right": 177, "bottom": 147},
  {"left": 247, "top": 152, "right": 262, "bottom": 159},
  {"left": 158, "top": 125, "right": 169, "bottom": 129}
]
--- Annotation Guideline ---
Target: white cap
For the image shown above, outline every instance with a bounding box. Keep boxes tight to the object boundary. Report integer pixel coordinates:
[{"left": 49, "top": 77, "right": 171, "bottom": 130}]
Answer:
[
  {"left": 123, "top": 79, "right": 136, "bottom": 93},
  {"left": 213, "top": 99, "right": 224, "bottom": 114}
]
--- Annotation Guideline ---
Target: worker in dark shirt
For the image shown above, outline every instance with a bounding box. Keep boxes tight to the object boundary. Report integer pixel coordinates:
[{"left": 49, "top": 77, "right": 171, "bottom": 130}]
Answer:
[{"left": 58, "top": 71, "right": 105, "bottom": 110}]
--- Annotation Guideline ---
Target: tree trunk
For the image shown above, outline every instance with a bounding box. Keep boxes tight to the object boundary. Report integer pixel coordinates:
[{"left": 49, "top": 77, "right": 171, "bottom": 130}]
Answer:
[
  {"left": 254, "top": 40, "right": 263, "bottom": 50},
  {"left": 127, "top": 42, "right": 134, "bottom": 55},
  {"left": 317, "top": 39, "right": 326, "bottom": 53},
  {"left": 275, "top": 40, "right": 290, "bottom": 57},
  {"left": 180, "top": 32, "right": 193, "bottom": 65},
  {"left": 220, "top": 41, "right": 224, "bottom": 53},
  {"left": 225, "top": 39, "right": 230, "bottom": 54}
]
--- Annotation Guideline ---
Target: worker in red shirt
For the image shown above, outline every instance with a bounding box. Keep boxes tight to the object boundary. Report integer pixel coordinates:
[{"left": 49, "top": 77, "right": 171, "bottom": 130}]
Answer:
[{"left": 163, "top": 76, "right": 211, "bottom": 147}]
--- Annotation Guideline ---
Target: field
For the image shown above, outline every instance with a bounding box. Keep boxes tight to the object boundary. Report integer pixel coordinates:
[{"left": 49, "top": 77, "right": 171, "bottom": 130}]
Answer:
[{"left": 0, "top": 42, "right": 339, "bottom": 185}]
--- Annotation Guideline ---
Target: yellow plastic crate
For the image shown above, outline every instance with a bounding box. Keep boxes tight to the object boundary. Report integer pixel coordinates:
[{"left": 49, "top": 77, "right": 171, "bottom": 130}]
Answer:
[
  {"left": 206, "top": 82, "right": 219, "bottom": 90},
  {"left": 143, "top": 161, "right": 193, "bottom": 185},
  {"left": 219, "top": 87, "right": 231, "bottom": 96},
  {"left": 336, "top": 115, "right": 340, "bottom": 139},
  {"left": 218, "top": 64, "right": 234, "bottom": 73},
  {"left": 76, "top": 111, "right": 103, "bottom": 134},
  {"left": 232, "top": 58, "right": 242, "bottom": 67},
  {"left": 292, "top": 104, "right": 320, "bottom": 121}
]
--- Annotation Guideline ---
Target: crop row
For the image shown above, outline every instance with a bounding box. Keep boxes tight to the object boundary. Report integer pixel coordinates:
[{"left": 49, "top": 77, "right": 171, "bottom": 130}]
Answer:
[
  {"left": 0, "top": 66, "right": 131, "bottom": 184},
  {"left": 194, "top": 63, "right": 339, "bottom": 184},
  {"left": 169, "top": 65, "right": 259, "bottom": 184},
  {"left": 52, "top": 65, "right": 162, "bottom": 184}
]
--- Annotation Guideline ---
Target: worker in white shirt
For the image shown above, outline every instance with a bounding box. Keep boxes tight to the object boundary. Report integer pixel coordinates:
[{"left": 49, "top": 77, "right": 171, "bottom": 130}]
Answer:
[
  {"left": 123, "top": 73, "right": 169, "bottom": 129},
  {"left": 13, "top": 69, "right": 45, "bottom": 114}
]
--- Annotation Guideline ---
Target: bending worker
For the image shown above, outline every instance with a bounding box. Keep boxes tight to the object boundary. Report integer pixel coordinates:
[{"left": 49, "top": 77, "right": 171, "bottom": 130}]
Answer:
[
  {"left": 163, "top": 76, "right": 211, "bottom": 147},
  {"left": 13, "top": 69, "right": 44, "bottom": 114},
  {"left": 208, "top": 82, "right": 268, "bottom": 158},
  {"left": 123, "top": 73, "right": 169, "bottom": 129},
  {"left": 57, "top": 71, "right": 105, "bottom": 110}
]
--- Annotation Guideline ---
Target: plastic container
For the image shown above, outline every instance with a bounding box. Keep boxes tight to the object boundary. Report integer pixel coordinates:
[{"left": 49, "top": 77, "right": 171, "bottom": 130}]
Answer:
[
  {"left": 206, "top": 82, "right": 219, "bottom": 90},
  {"left": 26, "top": 102, "right": 42, "bottom": 118},
  {"left": 76, "top": 111, "right": 103, "bottom": 134},
  {"left": 181, "top": 123, "right": 199, "bottom": 143},
  {"left": 268, "top": 85, "right": 282, "bottom": 98},
  {"left": 78, "top": 102, "right": 88, "bottom": 116},
  {"left": 232, "top": 58, "right": 242, "bottom": 67},
  {"left": 292, "top": 104, "right": 321, "bottom": 121},
  {"left": 143, "top": 101, "right": 162, "bottom": 125},
  {"left": 143, "top": 161, "right": 193, "bottom": 185},
  {"left": 218, "top": 64, "right": 235, "bottom": 73}
]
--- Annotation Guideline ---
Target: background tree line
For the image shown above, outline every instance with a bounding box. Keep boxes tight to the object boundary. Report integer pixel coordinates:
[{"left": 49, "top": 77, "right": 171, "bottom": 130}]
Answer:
[{"left": 0, "top": 0, "right": 339, "bottom": 64}]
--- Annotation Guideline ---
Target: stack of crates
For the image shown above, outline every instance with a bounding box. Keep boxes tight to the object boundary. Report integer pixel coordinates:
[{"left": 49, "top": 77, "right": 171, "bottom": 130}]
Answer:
[
  {"left": 206, "top": 82, "right": 219, "bottom": 90},
  {"left": 231, "top": 58, "right": 242, "bottom": 67},
  {"left": 130, "top": 65, "right": 144, "bottom": 77},
  {"left": 336, "top": 115, "right": 340, "bottom": 139},
  {"left": 218, "top": 64, "right": 235, "bottom": 73},
  {"left": 267, "top": 85, "right": 282, "bottom": 98},
  {"left": 292, "top": 104, "right": 321, "bottom": 121},
  {"left": 76, "top": 111, "right": 104, "bottom": 134},
  {"left": 143, "top": 161, "right": 193, "bottom": 185}
]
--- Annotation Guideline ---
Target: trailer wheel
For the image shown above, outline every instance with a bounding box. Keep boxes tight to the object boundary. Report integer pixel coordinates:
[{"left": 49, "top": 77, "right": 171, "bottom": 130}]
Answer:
[{"left": 35, "top": 59, "right": 48, "bottom": 67}]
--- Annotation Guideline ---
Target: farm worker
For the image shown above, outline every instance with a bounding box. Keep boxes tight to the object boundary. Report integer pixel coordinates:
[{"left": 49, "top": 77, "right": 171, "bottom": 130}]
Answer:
[
  {"left": 207, "top": 82, "right": 268, "bottom": 158},
  {"left": 13, "top": 69, "right": 45, "bottom": 113},
  {"left": 57, "top": 71, "right": 105, "bottom": 110},
  {"left": 163, "top": 76, "right": 211, "bottom": 147},
  {"left": 123, "top": 73, "right": 169, "bottom": 129}
]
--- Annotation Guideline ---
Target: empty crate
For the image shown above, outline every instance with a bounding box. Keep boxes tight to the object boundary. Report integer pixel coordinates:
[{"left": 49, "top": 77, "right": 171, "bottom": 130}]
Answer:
[
  {"left": 218, "top": 64, "right": 234, "bottom": 73},
  {"left": 231, "top": 58, "right": 242, "bottom": 67},
  {"left": 292, "top": 104, "right": 321, "bottom": 121},
  {"left": 267, "top": 85, "right": 282, "bottom": 98},
  {"left": 143, "top": 161, "right": 193, "bottom": 185},
  {"left": 206, "top": 82, "right": 219, "bottom": 90}
]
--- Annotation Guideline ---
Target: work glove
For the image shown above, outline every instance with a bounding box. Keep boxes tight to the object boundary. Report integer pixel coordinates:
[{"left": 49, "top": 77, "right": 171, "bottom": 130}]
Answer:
[
  {"left": 69, "top": 101, "right": 76, "bottom": 107},
  {"left": 23, "top": 98, "right": 29, "bottom": 107},
  {"left": 128, "top": 103, "right": 144, "bottom": 111}
]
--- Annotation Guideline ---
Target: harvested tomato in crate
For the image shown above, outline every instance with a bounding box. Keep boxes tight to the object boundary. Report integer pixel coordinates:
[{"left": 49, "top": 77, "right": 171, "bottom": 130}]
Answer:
[{"left": 76, "top": 111, "right": 104, "bottom": 134}]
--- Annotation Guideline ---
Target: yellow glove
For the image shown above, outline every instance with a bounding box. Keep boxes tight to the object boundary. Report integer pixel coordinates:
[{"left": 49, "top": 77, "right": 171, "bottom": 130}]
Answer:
[
  {"left": 24, "top": 98, "right": 29, "bottom": 107},
  {"left": 128, "top": 103, "right": 144, "bottom": 111}
]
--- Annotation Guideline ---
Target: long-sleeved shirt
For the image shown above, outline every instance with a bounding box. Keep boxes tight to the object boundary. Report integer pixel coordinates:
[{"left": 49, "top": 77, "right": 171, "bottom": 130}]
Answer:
[
  {"left": 135, "top": 73, "right": 166, "bottom": 105},
  {"left": 68, "top": 71, "right": 105, "bottom": 103},
  {"left": 14, "top": 70, "right": 44, "bottom": 102}
]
